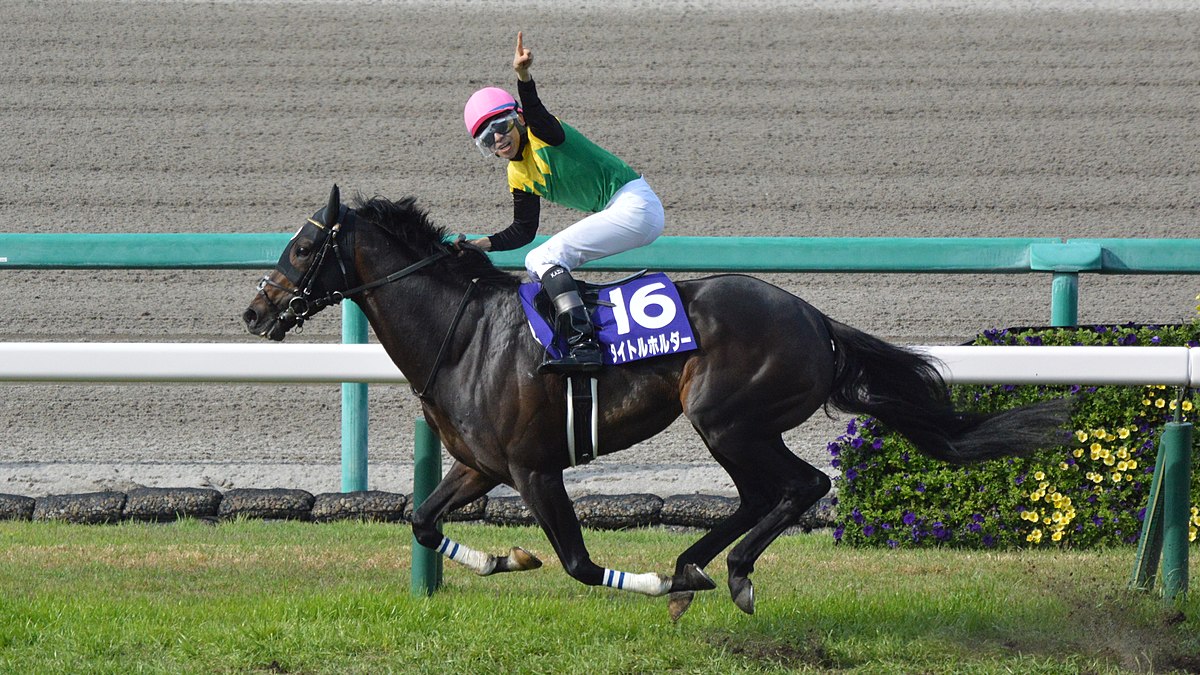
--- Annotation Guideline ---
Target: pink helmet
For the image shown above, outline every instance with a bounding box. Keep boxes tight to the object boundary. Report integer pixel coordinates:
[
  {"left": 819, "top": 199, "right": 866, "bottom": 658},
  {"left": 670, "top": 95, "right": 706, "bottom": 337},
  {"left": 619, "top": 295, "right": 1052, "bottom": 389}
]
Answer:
[{"left": 464, "top": 87, "right": 519, "bottom": 137}]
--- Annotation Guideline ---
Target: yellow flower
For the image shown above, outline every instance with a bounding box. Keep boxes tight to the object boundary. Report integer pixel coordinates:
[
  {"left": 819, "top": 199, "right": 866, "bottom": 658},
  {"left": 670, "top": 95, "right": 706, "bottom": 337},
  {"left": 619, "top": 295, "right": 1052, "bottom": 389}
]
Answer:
[
  {"left": 1125, "top": 474, "right": 1133, "bottom": 481},
  {"left": 1073, "top": 448, "right": 1084, "bottom": 458},
  {"left": 1117, "top": 461, "right": 1128, "bottom": 471},
  {"left": 1184, "top": 400, "right": 1194, "bottom": 412},
  {"left": 1117, "top": 447, "right": 1129, "bottom": 459},
  {"left": 1143, "top": 399, "right": 1152, "bottom": 406},
  {"left": 1117, "top": 427, "right": 1130, "bottom": 439},
  {"left": 1028, "top": 529, "right": 1043, "bottom": 544},
  {"left": 1034, "top": 471, "right": 1046, "bottom": 481},
  {"left": 1111, "top": 472, "right": 1123, "bottom": 482},
  {"left": 1156, "top": 399, "right": 1166, "bottom": 408},
  {"left": 1128, "top": 460, "right": 1138, "bottom": 470},
  {"left": 1059, "top": 462, "right": 1070, "bottom": 471},
  {"left": 1052, "top": 531, "right": 1064, "bottom": 542},
  {"left": 1104, "top": 456, "right": 1116, "bottom": 466},
  {"left": 1074, "top": 430, "right": 1089, "bottom": 442}
]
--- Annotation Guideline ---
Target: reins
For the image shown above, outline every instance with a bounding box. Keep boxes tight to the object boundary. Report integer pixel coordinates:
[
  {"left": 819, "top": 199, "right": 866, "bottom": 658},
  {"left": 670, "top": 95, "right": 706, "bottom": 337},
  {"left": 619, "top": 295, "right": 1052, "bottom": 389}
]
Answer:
[{"left": 261, "top": 207, "right": 473, "bottom": 398}]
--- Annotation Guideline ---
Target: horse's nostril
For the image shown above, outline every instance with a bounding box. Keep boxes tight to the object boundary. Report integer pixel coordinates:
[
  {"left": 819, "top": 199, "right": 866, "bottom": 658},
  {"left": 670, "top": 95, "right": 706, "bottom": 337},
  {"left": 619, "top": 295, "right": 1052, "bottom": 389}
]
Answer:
[{"left": 242, "top": 308, "right": 258, "bottom": 326}]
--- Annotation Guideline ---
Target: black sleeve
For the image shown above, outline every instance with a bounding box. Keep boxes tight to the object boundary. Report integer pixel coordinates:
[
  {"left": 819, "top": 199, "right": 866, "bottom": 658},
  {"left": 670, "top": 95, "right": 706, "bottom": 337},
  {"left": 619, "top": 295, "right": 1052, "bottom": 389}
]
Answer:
[
  {"left": 487, "top": 189, "right": 541, "bottom": 251},
  {"left": 517, "top": 78, "right": 565, "bottom": 146}
]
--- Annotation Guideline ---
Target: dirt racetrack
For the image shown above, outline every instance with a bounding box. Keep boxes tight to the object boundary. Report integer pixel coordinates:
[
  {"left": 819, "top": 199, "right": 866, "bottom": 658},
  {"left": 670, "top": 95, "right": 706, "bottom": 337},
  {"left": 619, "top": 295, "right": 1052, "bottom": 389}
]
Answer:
[{"left": 1, "top": 0, "right": 1196, "bottom": 499}]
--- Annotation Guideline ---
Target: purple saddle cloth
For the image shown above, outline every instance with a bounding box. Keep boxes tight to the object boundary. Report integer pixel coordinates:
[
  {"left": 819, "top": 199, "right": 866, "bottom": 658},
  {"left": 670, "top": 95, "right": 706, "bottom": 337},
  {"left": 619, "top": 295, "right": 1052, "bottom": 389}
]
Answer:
[{"left": 518, "top": 272, "right": 698, "bottom": 365}]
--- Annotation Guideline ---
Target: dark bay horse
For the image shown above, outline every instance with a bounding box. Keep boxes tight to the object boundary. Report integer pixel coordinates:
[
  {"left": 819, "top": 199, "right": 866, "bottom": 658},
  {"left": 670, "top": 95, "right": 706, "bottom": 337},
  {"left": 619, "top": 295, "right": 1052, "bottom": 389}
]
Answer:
[{"left": 243, "top": 185, "right": 1067, "bottom": 619}]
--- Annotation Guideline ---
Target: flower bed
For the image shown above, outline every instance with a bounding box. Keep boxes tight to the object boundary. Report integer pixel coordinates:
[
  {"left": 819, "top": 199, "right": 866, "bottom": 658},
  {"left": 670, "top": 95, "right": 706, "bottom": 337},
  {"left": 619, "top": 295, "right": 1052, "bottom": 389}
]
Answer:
[{"left": 831, "top": 322, "right": 1200, "bottom": 549}]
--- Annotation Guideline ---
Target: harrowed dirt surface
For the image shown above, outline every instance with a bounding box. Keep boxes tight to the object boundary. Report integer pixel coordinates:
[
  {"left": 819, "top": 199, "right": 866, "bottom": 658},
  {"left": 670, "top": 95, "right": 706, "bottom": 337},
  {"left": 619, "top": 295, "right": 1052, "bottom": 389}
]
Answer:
[{"left": 1, "top": 0, "right": 1196, "bottom": 499}]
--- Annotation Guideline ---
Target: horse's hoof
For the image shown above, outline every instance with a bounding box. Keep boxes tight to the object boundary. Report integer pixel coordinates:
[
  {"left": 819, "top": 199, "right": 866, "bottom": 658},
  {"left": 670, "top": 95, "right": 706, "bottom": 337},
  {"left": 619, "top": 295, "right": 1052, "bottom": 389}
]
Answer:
[
  {"left": 673, "top": 563, "right": 716, "bottom": 592},
  {"left": 506, "top": 546, "right": 543, "bottom": 571},
  {"left": 730, "top": 577, "right": 755, "bottom": 615},
  {"left": 668, "top": 591, "right": 694, "bottom": 622}
]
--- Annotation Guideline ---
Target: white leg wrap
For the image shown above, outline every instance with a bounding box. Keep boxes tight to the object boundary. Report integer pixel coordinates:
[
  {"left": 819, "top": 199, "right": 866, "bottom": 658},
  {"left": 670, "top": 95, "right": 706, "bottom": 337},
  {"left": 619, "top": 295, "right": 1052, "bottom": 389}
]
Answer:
[
  {"left": 601, "top": 568, "right": 671, "bottom": 596},
  {"left": 437, "top": 536, "right": 496, "bottom": 576}
]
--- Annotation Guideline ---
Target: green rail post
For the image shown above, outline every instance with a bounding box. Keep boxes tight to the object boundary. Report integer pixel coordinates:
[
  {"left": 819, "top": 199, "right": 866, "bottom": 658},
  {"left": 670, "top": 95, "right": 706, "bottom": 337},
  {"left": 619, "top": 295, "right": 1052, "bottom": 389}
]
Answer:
[
  {"left": 1131, "top": 443, "right": 1167, "bottom": 591},
  {"left": 1159, "top": 419, "right": 1192, "bottom": 600},
  {"left": 340, "top": 300, "right": 369, "bottom": 492},
  {"left": 1049, "top": 272, "right": 1079, "bottom": 328},
  {"left": 411, "top": 418, "right": 443, "bottom": 596}
]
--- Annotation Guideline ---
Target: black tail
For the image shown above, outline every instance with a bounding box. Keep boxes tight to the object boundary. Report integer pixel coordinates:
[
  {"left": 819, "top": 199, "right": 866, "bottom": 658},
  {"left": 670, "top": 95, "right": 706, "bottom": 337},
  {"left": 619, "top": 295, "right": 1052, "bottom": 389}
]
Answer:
[{"left": 825, "top": 319, "right": 1068, "bottom": 464}]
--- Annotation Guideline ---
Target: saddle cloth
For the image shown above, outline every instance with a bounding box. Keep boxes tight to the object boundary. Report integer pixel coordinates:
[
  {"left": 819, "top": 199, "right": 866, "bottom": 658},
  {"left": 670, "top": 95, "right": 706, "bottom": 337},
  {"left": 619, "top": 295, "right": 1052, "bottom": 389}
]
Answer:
[{"left": 518, "top": 272, "right": 699, "bottom": 365}]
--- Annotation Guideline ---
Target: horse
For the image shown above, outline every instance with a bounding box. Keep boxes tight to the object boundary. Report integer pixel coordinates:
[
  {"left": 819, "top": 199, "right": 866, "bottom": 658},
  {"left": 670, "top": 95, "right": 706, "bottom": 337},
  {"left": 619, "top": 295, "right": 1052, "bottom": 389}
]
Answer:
[{"left": 242, "top": 185, "right": 1067, "bottom": 619}]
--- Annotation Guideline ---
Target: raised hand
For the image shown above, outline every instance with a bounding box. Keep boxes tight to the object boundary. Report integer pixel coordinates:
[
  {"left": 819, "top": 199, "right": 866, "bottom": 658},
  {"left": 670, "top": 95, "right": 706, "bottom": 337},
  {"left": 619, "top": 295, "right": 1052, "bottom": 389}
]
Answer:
[{"left": 513, "top": 31, "right": 532, "bottom": 81}]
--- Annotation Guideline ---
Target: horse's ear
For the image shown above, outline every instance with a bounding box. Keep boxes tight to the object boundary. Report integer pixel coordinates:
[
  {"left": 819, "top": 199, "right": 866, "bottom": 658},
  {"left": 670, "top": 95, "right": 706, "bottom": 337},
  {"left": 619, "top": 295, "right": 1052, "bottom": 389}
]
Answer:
[{"left": 325, "top": 184, "right": 340, "bottom": 227}]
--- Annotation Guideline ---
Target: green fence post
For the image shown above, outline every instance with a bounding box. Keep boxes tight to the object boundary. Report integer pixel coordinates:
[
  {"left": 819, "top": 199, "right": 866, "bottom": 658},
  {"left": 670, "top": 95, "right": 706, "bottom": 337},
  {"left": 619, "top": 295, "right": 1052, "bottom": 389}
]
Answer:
[
  {"left": 1131, "top": 447, "right": 1167, "bottom": 591},
  {"left": 340, "top": 300, "right": 369, "bottom": 492},
  {"left": 411, "top": 418, "right": 444, "bottom": 596},
  {"left": 1050, "top": 272, "right": 1079, "bottom": 327},
  {"left": 1159, "top": 420, "right": 1192, "bottom": 600}
]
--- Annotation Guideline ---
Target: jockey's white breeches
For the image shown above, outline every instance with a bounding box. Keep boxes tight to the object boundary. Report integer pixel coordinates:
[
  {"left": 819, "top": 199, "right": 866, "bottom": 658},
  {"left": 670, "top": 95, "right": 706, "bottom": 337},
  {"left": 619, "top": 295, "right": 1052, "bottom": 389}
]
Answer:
[{"left": 524, "top": 176, "right": 665, "bottom": 282}]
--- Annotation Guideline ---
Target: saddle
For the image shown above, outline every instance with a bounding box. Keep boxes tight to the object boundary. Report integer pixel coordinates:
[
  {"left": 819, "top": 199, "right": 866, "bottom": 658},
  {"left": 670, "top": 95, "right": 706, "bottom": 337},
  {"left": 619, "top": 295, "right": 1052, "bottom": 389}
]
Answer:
[
  {"left": 526, "top": 270, "right": 649, "bottom": 327},
  {"left": 528, "top": 271, "right": 647, "bottom": 468}
]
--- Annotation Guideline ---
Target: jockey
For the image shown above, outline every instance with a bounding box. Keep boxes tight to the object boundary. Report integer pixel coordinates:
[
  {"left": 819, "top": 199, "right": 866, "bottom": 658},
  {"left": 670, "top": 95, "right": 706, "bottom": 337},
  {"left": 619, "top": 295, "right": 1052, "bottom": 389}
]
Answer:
[{"left": 464, "top": 31, "right": 665, "bottom": 374}]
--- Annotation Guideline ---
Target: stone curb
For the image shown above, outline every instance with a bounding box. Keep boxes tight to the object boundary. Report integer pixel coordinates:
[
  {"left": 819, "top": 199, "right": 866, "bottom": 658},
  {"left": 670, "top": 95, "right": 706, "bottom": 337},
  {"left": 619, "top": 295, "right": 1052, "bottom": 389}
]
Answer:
[{"left": 0, "top": 488, "right": 837, "bottom": 530}]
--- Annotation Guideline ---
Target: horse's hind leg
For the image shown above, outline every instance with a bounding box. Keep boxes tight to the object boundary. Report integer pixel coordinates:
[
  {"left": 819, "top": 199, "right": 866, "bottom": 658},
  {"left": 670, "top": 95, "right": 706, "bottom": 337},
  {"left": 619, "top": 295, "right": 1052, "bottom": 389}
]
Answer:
[
  {"left": 412, "top": 461, "right": 542, "bottom": 576},
  {"left": 722, "top": 437, "right": 831, "bottom": 614},
  {"left": 667, "top": 454, "right": 777, "bottom": 620}
]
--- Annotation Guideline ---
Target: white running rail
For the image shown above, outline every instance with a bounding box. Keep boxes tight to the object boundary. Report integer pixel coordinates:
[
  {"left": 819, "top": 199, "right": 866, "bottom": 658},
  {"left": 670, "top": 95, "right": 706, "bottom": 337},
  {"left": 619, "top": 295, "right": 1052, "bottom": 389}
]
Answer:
[{"left": 0, "top": 343, "right": 1195, "bottom": 386}]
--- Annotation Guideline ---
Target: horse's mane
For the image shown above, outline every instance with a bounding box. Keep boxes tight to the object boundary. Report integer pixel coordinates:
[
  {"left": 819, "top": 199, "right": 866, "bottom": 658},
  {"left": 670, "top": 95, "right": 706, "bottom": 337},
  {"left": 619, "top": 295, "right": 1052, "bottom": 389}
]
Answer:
[{"left": 350, "top": 195, "right": 520, "bottom": 288}]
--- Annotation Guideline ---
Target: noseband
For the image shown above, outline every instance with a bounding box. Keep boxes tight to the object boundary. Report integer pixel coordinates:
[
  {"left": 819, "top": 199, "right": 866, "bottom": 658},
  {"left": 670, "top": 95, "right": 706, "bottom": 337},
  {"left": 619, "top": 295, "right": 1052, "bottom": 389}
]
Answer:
[{"left": 255, "top": 208, "right": 450, "bottom": 331}]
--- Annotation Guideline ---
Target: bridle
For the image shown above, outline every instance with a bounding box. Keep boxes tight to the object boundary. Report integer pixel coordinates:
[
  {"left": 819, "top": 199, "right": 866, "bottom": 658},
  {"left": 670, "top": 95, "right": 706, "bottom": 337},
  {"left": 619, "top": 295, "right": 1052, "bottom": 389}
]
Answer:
[
  {"left": 254, "top": 201, "right": 472, "bottom": 398},
  {"left": 255, "top": 205, "right": 450, "bottom": 332}
]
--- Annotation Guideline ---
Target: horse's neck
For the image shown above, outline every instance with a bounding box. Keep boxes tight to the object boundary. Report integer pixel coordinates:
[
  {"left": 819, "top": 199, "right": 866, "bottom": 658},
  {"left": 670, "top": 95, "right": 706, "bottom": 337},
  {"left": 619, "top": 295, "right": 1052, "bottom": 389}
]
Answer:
[{"left": 354, "top": 260, "right": 520, "bottom": 392}]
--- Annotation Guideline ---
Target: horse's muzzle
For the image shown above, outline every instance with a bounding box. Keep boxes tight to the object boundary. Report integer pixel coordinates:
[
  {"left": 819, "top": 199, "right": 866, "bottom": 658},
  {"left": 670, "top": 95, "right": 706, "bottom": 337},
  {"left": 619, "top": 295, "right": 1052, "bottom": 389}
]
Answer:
[{"left": 242, "top": 305, "right": 293, "bottom": 341}]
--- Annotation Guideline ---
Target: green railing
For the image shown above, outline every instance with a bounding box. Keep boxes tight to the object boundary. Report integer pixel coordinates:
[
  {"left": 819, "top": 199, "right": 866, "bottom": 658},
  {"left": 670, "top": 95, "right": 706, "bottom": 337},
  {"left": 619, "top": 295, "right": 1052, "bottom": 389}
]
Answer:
[
  {"left": 4, "top": 233, "right": 1199, "bottom": 598},
  {"left": 5, "top": 234, "right": 1200, "bottom": 489}
]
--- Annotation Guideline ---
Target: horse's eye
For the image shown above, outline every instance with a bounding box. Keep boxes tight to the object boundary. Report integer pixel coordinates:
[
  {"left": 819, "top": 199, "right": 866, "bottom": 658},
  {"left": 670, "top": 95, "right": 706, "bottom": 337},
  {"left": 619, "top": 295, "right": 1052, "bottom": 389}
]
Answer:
[{"left": 295, "top": 245, "right": 312, "bottom": 258}]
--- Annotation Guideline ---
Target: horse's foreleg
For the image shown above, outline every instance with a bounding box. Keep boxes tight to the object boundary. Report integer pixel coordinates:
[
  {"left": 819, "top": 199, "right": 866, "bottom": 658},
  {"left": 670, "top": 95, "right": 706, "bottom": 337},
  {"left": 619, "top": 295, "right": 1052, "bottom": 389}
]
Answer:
[
  {"left": 412, "top": 461, "right": 542, "bottom": 576},
  {"left": 514, "top": 469, "right": 681, "bottom": 597}
]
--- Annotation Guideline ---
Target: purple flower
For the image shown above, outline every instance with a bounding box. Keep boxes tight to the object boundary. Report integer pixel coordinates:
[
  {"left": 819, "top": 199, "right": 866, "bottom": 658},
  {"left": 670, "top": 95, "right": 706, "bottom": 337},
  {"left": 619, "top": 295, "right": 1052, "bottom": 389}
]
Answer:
[
  {"left": 846, "top": 468, "right": 858, "bottom": 481},
  {"left": 872, "top": 438, "right": 884, "bottom": 451},
  {"left": 916, "top": 483, "right": 926, "bottom": 494},
  {"left": 972, "top": 513, "right": 985, "bottom": 523},
  {"left": 851, "top": 437, "right": 864, "bottom": 449},
  {"left": 1151, "top": 336, "right": 1161, "bottom": 345},
  {"left": 968, "top": 522, "right": 982, "bottom": 533},
  {"left": 846, "top": 419, "right": 858, "bottom": 435},
  {"left": 887, "top": 539, "right": 899, "bottom": 548},
  {"left": 833, "top": 525, "right": 844, "bottom": 541},
  {"left": 1119, "top": 333, "right": 1138, "bottom": 346},
  {"left": 902, "top": 511, "right": 917, "bottom": 525},
  {"left": 851, "top": 508, "right": 865, "bottom": 525},
  {"left": 1092, "top": 516, "right": 1103, "bottom": 527},
  {"left": 1024, "top": 335, "right": 1044, "bottom": 346},
  {"left": 863, "top": 525, "right": 877, "bottom": 537}
]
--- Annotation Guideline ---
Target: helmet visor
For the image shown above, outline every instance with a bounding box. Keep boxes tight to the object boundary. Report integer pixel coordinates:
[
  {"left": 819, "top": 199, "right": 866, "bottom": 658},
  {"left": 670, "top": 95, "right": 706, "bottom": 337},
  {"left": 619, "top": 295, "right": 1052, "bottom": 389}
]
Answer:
[{"left": 473, "top": 111, "right": 520, "bottom": 157}]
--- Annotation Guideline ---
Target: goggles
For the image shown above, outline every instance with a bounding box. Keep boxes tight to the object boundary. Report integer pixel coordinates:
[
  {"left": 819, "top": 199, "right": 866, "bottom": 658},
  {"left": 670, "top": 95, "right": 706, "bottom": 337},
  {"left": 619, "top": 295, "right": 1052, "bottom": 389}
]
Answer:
[{"left": 473, "top": 111, "right": 520, "bottom": 156}]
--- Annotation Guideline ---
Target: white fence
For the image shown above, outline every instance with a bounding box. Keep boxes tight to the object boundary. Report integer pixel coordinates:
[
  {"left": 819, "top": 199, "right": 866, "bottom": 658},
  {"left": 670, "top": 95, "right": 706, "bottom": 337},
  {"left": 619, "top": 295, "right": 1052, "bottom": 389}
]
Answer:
[{"left": 0, "top": 342, "right": 1197, "bottom": 386}]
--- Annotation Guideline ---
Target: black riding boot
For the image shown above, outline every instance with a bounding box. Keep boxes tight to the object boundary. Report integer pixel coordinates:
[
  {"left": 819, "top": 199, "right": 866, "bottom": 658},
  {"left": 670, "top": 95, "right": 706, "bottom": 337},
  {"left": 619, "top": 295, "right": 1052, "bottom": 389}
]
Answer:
[{"left": 538, "top": 267, "right": 603, "bottom": 375}]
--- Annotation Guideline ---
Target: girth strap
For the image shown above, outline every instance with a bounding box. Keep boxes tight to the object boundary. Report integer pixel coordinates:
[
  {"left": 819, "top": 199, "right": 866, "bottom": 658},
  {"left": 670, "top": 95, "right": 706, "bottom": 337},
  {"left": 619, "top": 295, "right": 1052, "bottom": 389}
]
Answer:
[{"left": 566, "top": 375, "right": 598, "bottom": 466}]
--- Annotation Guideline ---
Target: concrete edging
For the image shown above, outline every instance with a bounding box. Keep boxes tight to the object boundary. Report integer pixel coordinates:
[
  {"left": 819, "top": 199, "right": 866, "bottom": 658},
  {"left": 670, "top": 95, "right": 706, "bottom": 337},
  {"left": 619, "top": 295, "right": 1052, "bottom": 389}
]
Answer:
[{"left": 0, "top": 487, "right": 837, "bottom": 531}]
